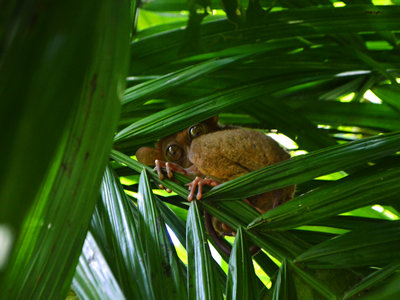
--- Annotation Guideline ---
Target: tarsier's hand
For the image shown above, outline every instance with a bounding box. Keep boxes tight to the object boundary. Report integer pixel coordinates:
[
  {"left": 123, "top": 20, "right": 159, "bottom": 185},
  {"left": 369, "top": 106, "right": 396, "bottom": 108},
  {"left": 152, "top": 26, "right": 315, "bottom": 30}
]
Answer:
[
  {"left": 187, "top": 177, "right": 219, "bottom": 201},
  {"left": 154, "top": 160, "right": 218, "bottom": 201},
  {"left": 153, "top": 159, "right": 189, "bottom": 193},
  {"left": 154, "top": 159, "right": 189, "bottom": 180}
]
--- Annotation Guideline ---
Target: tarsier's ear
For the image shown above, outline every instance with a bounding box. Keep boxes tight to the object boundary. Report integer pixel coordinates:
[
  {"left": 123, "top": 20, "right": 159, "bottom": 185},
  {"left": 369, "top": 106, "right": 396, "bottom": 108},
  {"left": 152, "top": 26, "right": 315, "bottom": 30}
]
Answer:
[
  {"left": 203, "top": 116, "right": 218, "bottom": 128},
  {"left": 135, "top": 147, "right": 162, "bottom": 166}
]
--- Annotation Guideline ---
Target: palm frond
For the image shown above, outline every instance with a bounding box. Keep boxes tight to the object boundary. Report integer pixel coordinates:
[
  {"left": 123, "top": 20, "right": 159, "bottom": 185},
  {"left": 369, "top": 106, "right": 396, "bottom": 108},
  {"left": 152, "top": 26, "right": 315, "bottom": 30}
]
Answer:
[{"left": 3, "top": 0, "right": 400, "bottom": 299}]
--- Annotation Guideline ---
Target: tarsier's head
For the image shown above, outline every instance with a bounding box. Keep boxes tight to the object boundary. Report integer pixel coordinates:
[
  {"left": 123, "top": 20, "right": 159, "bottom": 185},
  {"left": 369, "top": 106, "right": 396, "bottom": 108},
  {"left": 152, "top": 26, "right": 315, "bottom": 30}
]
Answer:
[{"left": 135, "top": 116, "right": 219, "bottom": 168}]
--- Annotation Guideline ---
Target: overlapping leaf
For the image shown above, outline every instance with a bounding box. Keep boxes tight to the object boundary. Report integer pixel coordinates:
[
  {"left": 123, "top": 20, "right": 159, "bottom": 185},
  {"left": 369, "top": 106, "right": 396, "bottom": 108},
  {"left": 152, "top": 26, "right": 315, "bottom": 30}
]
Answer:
[
  {"left": 203, "top": 132, "right": 400, "bottom": 201},
  {"left": 186, "top": 201, "right": 223, "bottom": 300},
  {"left": 131, "top": 6, "right": 400, "bottom": 74},
  {"left": 225, "top": 228, "right": 260, "bottom": 300},
  {"left": 272, "top": 259, "right": 297, "bottom": 300},
  {"left": 137, "top": 170, "right": 187, "bottom": 300},
  {"left": 4, "top": 0, "right": 400, "bottom": 298},
  {"left": 0, "top": 1, "right": 131, "bottom": 298},
  {"left": 343, "top": 262, "right": 400, "bottom": 299},
  {"left": 248, "top": 160, "right": 400, "bottom": 231},
  {"left": 72, "top": 232, "right": 126, "bottom": 300},
  {"left": 92, "top": 166, "right": 154, "bottom": 299},
  {"left": 296, "top": 221, "right": 400, "bottom": 268}
]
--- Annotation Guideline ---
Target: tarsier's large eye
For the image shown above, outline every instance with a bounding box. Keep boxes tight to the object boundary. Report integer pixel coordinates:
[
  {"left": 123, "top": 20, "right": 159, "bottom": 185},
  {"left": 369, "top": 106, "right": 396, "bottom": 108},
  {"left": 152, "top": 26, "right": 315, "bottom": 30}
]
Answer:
[
  {"left": 189, "top": 124, "right": 207, "bottom": 139},
  {"left": 166, "top": 144, "right": 183, "bottom": 162}
]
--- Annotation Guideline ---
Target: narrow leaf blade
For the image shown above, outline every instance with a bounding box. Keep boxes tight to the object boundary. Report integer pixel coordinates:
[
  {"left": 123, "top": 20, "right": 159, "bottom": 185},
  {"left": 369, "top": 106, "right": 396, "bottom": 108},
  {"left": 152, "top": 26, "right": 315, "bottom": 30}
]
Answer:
[
  {"left": 226, "top": 227, "right": 259, "bottom": 300},
  {"left": 296, "top": 221, "right": 400, "bottom": 268},
  {"left": 72, "top": 232, "right": 126, "bottom": 300},
  {"left": 186, "top": 201, "right": 223, "bottom": 300},
  {"left": 138, "top": 169, "right": 187, "bottom": 300}
]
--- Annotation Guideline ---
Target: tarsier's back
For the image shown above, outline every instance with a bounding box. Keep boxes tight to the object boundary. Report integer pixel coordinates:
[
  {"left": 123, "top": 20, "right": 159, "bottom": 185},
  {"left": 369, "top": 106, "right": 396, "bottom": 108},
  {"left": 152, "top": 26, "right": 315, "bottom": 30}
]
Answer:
[
  {"left": 188, "top": 127, "right": 295, "bottom": 228},
  {"left": 189, "top": 128, "right": 291, "bottom": 182}
]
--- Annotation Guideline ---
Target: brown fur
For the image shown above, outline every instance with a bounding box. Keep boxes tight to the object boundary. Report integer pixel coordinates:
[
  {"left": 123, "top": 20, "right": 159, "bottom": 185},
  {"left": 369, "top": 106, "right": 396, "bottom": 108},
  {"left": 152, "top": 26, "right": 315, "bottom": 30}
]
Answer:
[
  {"left": 136, "top": 118, "right": 296, "bottom": 255},
  {"left": 188, "top": 129, "right": 295, "bottom": 236},
  {"left": 189, "top": 129, "right": 290, "bottom": 181}
]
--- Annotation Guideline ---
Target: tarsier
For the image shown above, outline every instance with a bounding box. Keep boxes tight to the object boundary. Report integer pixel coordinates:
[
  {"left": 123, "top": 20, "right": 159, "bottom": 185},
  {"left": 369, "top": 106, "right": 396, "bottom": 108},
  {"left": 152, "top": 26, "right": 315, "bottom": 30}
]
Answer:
[{"left": 136, "top": 116, "right": 295, "bottom": 256}]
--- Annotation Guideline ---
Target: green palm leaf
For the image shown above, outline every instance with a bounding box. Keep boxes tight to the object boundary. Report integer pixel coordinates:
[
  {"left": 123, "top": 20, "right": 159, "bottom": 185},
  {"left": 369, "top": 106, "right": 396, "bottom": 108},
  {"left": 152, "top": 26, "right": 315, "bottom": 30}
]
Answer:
[
  {"left": 186, "top": 201, "right": 223, "bottom": 299},
  {"left": 94, "top": 166, "right": 154, "bottom": 299},
  {"left": 225, "top": 228, "right": 260, "bottom": 300},
  {"left": 272, "top": 259, "right": 297, "bottom": 300},
  {"left": 3, "top": 0, "right": 400, "bottom": 299},
  {"left": 137, "top": 170, "right": 187, "bottom": 300},
  {"left": 0, "top": 0, "right": 131, "bottom": 298},
  {"left": 73, "top": 232, "right": 125, "bottom": 300},
  {"left": 296, "top": 221, "right": 400, "bottom": 268}
]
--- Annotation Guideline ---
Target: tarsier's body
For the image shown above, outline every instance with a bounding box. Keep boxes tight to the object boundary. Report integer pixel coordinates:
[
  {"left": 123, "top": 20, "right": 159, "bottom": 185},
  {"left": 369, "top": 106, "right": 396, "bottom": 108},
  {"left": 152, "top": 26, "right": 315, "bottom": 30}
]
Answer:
[{"left": 136, "top": 117, "right": 295, "bottom": 255}]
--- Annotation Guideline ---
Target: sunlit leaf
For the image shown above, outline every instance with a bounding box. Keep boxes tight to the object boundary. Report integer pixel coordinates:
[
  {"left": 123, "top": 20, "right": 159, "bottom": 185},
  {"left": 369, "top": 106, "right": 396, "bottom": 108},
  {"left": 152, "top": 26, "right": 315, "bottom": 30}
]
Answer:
[
  {"left": 186, "top": 201, "right": 223, "bottom": 300},
  {"left": 5, "top": 0, "right": 400, "bottom": 298},
  {"left": 72, "top": 232, "right": 126, "bottom": 300},
  {"left": 137, "top": 169, "right": 187, "bottom": 299},
  {"left": 372, "top": 85, "right": 400, "bottom": 114},
  {"left": 226, "top": 227, "right": 260, "bottom": 300},
  {"left": 94, "top": 166, "right": 154, "bottom": 299},
  {"left": 272, "top": 259, "right": 297, "bottom": 300}
]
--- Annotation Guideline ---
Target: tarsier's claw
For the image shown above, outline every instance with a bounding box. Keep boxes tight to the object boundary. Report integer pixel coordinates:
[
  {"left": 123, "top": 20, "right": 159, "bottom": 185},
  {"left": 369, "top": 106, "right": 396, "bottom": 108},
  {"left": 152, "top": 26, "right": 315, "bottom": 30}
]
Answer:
[
  {"left": 154, "top": 160, "right": 164, "bottom": 180},
  {"left": 165, "top": 162, "right": 174, "bottom": 179},
  {"left": 158, "top": 184, "right": 172, "bottom": 193},
  {"left": 186, "top": 177, "right": 219, "bottom": 201},
  {"left": 156, "top": 159, "right": 191, "bottom": 195},
  {"left": 155, "top": 159, "right": 189, "bottom": 181},
  {"left": 187, "top": 182, "right": 196, "bottom": 201},
  {"left": 155, "top": 160, "right": 218, "bottom": 201}
]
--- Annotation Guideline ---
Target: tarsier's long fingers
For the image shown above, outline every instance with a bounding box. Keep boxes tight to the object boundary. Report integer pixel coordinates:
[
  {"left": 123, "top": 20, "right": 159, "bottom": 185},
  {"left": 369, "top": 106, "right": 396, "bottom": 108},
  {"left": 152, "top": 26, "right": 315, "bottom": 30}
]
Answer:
[
  {"left": 187, "top": 177, "right": 219, "bottom": 201},
  {"left": 197, "top": 178, "right": 219, "bottom": 200},
  {"left": 155, "top": 160, "right": 188, "bottom": 179},
  {"left": 154, "top": 159, "right": 165, "bottom": 180},
  {"left": 155, "top": 160, "right": 189, "bottom": 193},
  {"left": 187, "top": 177, "right": 199, "bottom": 201},
  {"left": 165, "top": 162, "right": 174, "bottom": 179},
  {"left": 167, "top": 162, "right": 189, "bottom": 176},
  {"left": 154, "top": 160, "right": 171, "bottom": 192}
]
